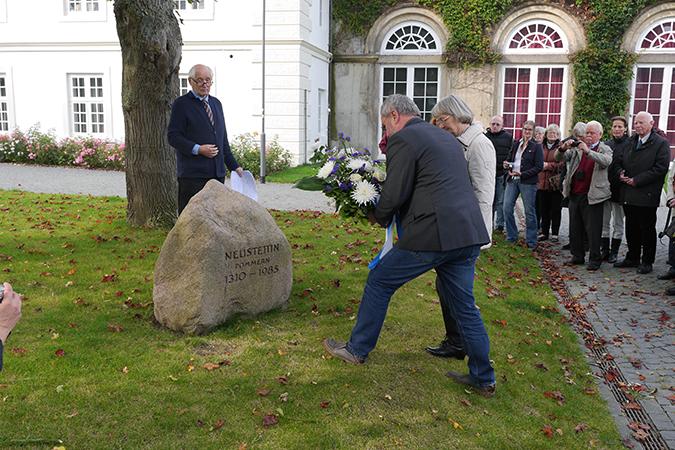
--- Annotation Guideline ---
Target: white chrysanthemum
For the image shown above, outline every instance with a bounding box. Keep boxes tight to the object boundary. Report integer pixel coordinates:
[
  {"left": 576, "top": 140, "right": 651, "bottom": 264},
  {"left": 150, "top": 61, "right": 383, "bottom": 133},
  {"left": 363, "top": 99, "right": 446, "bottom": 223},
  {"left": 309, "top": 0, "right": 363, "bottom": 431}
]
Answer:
[
  {"left": 372, "top": 167, "right": 386, "bottom": 182},
  {"left": 351, "top": 180, "right": 378, "bottom": 205},
  {"left": 317, "top": 160, "right": 335, "bottom": 179},
  {"left": 349, "top": 173, "right": 362, "bottom": 183},
  {"left": 347, "top": 158, "right": 373, "bottom": 172}
]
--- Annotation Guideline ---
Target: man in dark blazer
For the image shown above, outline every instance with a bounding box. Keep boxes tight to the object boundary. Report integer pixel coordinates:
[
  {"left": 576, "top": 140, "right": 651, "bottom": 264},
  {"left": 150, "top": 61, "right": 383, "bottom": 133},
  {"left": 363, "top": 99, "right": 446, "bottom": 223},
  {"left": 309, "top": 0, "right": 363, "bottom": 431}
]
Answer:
[
  {"left": 168, "top": 64, "right": 243, "bottom": 214},
  {"left": 613, "top": 111, "right": 670, "bottom": 274},
  {"left": 323, "top": 94, "right": 496, "bottom": 397}
]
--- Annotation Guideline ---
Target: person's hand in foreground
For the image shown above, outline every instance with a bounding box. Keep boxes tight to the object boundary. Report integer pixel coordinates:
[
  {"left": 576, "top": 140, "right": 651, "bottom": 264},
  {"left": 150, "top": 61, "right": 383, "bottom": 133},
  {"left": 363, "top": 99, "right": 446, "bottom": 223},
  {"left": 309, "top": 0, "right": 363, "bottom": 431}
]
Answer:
[{"left": 0, "top": 282, "right": 22, "bottom": 345}]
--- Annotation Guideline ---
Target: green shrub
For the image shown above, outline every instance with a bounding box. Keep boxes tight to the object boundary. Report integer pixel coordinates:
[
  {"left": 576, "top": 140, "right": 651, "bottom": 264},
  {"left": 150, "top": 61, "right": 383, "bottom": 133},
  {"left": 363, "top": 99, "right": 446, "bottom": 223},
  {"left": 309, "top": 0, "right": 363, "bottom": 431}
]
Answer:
[{"left": 229, "top": 132, "right": 292, "bottom": 177}]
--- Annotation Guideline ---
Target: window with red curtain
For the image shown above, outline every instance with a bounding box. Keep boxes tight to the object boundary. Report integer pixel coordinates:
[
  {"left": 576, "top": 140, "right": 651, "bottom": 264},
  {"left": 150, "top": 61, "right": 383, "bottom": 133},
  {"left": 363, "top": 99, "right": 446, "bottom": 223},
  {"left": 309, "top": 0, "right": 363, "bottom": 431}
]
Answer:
[
  {"left": 631, "top": 66, "right": 675, "bottom": 155},
  {"left": 502, "top": 66, "right": 565, "bottom": 140}
]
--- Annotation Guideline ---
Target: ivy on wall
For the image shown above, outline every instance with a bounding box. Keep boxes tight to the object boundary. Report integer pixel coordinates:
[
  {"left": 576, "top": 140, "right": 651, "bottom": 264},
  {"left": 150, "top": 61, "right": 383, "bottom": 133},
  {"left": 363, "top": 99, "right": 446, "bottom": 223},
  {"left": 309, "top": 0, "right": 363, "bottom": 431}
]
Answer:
[{"left": 332, "top": 0, "right": 660, "bottom": 130}]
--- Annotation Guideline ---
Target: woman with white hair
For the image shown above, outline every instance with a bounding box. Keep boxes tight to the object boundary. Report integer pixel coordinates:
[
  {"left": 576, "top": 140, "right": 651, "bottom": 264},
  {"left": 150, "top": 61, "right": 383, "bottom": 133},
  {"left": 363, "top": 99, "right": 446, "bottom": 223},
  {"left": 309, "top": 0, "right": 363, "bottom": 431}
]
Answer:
[{"left": 431, "top": 95, "right": 496, "bottom": 244}]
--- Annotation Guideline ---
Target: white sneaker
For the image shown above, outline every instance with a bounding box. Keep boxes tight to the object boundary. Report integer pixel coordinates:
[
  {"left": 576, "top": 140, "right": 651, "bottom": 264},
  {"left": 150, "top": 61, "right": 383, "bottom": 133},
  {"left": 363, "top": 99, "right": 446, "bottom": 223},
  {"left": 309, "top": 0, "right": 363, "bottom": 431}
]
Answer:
[{"left": 551, "top": 235, "right": 559, "bottom": 242}]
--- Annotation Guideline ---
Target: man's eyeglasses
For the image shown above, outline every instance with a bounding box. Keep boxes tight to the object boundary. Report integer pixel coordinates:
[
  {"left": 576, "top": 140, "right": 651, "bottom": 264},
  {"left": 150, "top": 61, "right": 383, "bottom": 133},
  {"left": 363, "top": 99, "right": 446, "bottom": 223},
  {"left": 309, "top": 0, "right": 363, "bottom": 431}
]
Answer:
[
  {"left": 522, "top": 127, "right": 533, "bottom": 132},
  {"left": 191, "top": 78, "right": 213, "bottom": 86}
]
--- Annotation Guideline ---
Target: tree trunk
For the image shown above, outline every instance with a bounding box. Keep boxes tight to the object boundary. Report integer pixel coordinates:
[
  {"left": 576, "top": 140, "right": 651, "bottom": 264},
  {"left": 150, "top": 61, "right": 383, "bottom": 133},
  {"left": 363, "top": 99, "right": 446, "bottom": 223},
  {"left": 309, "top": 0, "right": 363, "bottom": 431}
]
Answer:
[{"left": 114, "top": 0, "right": 181, "bottom": 228}]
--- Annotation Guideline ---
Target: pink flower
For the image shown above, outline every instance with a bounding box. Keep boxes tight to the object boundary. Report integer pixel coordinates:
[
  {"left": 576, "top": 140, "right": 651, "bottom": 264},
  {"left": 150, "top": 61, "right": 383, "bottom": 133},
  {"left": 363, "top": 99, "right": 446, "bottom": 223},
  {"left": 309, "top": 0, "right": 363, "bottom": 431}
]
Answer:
[{"left": 28, "top": 152, "right": 36, "bottom": 160}]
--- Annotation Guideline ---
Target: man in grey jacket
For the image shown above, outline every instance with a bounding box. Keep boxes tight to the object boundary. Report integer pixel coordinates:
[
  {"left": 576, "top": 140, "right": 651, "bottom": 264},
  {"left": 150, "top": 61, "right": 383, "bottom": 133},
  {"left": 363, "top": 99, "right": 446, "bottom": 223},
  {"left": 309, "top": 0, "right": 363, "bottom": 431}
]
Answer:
[{"left": 555, "top": 121, "right": 612, "bottom": 271}]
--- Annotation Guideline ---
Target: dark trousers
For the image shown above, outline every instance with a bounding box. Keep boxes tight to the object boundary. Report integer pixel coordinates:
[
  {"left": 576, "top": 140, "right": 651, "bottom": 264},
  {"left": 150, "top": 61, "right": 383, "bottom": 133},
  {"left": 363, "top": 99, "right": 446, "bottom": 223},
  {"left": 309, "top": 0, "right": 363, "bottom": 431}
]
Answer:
[
  {"left": 537, "top": 190, "right": 563, "bottom": 237},
  {"left": 668, "top": 237, "right": 675, "bottom": 267},
  {"left": 178, "top": 176, "right": 224, "bottom": 215},
  {"left": 623, "top": 204, "right": 658, "bottom": 264},
  {"left": 569, "top": 194, "right": 604, "bottom": 263},
  {"left": 435, "top": 276, "right": 461, "bottom": 344}
]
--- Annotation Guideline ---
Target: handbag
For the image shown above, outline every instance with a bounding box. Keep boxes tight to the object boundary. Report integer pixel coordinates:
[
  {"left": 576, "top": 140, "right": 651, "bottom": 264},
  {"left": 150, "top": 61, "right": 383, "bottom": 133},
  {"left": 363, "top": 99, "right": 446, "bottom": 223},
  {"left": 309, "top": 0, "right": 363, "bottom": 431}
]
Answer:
[
  {"left": 548, "top": 173, "right": 562, "bottom": 192},
  {"left": 659, "top": 208, "right": 675, "bottom": 239}
]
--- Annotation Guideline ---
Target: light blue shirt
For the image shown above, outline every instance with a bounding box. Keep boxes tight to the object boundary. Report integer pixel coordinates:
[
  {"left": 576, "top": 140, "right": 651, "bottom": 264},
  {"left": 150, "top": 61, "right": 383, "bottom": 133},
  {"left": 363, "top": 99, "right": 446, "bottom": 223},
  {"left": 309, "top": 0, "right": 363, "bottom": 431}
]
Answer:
[{"left": 190, "top": 90, "right": 211, "bottom": 155}]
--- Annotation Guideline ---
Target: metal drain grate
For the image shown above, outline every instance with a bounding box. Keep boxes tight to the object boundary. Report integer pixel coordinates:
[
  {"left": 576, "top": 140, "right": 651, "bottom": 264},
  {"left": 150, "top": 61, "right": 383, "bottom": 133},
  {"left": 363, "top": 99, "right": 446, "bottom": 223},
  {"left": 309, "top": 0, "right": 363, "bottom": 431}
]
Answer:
[{"left": 538, "top": 248, "right": 669, "bottom": 450}]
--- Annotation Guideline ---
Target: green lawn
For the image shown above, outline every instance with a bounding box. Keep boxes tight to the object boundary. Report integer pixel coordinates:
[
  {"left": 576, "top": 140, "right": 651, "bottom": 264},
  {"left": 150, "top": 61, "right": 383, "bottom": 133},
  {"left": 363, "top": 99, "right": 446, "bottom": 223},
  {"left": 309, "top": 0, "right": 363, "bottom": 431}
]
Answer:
[
  {"left": 0, "top": 190, "right": 621, "bottom": 448},
  {"left": 266, "top": 164, "right": 318, "bottom": 184}
]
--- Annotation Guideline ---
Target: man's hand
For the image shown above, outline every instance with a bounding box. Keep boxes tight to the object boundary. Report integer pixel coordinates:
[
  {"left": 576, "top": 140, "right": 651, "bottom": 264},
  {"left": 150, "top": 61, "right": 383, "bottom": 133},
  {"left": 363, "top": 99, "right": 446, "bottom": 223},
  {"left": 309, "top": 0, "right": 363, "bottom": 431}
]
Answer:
[
  {"left": 668, "top": 197, "right": 675, "bottom": 208},
  {"left": 198, "top": 144, "right": 219, "bottom": 158},
  {"left": 509, "top": 171, "right": 521, "bottom": 177},
  {"left": 619, "top": 172, "right": 636, "bottom": 186},
  {"left": 235, "top": 167, "right": 244, "bottom": 177},
  {"left": 578, "top": 141, "right": 590, "bottom": 154},
  {"left": 0, "top": 283, "right": 22, "bottom": 344}
]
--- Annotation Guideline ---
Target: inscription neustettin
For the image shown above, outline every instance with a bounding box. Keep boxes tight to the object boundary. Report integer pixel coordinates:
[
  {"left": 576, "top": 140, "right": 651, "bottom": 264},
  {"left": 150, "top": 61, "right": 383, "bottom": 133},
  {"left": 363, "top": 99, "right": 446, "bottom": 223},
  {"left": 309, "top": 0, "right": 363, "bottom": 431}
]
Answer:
[{"left": 224, "top": 244, "right": 280, "bottom": 260}]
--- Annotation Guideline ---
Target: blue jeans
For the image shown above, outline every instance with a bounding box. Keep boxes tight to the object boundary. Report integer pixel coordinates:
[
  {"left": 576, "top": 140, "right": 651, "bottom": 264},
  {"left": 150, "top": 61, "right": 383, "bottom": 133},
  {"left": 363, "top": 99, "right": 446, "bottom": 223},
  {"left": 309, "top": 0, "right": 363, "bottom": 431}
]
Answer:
[
  {"left": 493, "top": 175, "right": 506, "bottom": 229},
  {"left": 503, "top": 179, "right": 538, "bottom": 248},
  {"left": 347, "top": 245, "right": 495, "bottom": 387}
]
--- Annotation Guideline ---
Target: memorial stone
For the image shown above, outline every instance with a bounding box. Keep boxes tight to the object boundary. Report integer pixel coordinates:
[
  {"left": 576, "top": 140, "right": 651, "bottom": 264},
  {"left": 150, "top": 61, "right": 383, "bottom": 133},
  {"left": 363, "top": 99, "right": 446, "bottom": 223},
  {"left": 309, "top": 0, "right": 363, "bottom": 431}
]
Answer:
[{"left": 153, "top": 180, "right": 292, "bottom": 334}]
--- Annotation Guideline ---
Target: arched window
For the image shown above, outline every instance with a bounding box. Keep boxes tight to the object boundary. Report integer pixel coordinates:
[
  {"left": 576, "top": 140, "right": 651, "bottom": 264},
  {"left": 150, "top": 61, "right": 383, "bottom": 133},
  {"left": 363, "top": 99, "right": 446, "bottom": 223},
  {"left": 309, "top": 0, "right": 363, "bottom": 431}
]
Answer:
[
  {"left": 380, "top": 21, "right": 441, "bottom": 121},
  {"left": 499, "top": 20, "right": 569, "bottom": 139},
  {"left": 504, "top": 20, "right": 568, "bottom": 54},
  {"left": 632, "top": 18, "right": 675, "bottom": 152},
  {"left": 639, "top": 19, "right": 675, "bottom": 51},
  {"left": 381, "top": 22, "right": 440, "bottom": 54}
]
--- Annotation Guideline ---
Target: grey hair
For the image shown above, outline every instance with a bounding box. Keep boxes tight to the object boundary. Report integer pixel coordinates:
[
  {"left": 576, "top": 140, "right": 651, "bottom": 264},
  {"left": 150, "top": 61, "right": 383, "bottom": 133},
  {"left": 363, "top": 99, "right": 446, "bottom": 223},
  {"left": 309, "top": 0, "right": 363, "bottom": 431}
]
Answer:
[
  {"left": 523, "top": 120, "right": 536, "bottom": 129},
  {"left": 546, "top": 123, "right": 561, "bottom": 137},
  {"left": 572, "top": 121, "right": 586, "bottom": 138},
  {"left": 381, "top": 94, "right": 421, "bottom": 117},
  {"left": 430, "top": 95, "right": 474, "bottom": 125},
  {"left": 586, "top": 120, "right": 603, "bottom": 135},
  {"left": 534, "top": 126, "right": 545, "bottom": 134},
  {"left": 188, "top": 64, "right": 213, "bottom": 79},
  {"left": 635, "top": 111, "right": 654, "bottom": 122}
]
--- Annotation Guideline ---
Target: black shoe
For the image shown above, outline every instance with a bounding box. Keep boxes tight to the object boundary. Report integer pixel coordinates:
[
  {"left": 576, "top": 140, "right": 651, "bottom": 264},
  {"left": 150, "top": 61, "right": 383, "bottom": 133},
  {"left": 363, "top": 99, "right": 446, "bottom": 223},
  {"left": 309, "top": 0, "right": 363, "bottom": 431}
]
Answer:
[
  {"left": 657, "top": 268, "right": 675, "bottom": 280},
  {"left": 600, "top": 238, "right": 610, "bottom": 261},
  {"left": 587, "top": 260, "right": 601, "bottom": 271},
  {"left": 614, "top": 259, "right": 639, "bottom": 268},
  {"left": 446, "top": 371, "right": 495, "bottom": 398},
  {"left": 608, "top": 239, "right": 621, "bottom": 264},
  {"left": 538, "top": 234, "right": 549, "bottom": 242},
  {"left": 607, "top": 252, "right": 618, "bottom": 264},
  {"left": 562, "top": 243, "right": 571, "bottom": 250},
  {"left": 425, "top": 338, "right": 466, "bottom": 360},
  {"left": 565, "top": 257, "right": 585, "bottom": 265},
  {"left": 637, "top": 263, "right": 653, "bottom": 274},
  {"left": 666, "top": 286, "right": 675, "bottom": 296},
  {"left": 495, "top": 226, "right": 504, "bottom": 232}
]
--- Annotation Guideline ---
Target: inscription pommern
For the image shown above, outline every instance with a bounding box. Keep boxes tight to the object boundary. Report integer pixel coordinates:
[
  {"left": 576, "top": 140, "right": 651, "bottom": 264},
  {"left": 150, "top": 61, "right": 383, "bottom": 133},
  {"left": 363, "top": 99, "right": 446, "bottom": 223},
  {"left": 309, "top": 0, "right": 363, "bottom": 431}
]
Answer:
[{"left": 225, "top": 243, "right": 282, "bottom": 284}]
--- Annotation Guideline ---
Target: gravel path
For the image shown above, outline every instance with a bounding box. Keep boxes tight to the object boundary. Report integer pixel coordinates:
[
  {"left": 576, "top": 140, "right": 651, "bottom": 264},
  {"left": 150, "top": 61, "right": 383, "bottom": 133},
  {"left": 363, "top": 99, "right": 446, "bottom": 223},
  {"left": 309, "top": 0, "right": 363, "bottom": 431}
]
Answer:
[{"left": 0, "top": 163, "right": 334, "bottom": 212}]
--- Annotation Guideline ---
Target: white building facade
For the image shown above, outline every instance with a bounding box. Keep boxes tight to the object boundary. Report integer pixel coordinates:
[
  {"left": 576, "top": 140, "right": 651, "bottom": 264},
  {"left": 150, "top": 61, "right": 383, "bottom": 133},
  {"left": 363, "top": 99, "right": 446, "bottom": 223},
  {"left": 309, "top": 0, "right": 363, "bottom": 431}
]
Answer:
[{"left": 0, "top": 0, "right": 331, "bottom": 165}]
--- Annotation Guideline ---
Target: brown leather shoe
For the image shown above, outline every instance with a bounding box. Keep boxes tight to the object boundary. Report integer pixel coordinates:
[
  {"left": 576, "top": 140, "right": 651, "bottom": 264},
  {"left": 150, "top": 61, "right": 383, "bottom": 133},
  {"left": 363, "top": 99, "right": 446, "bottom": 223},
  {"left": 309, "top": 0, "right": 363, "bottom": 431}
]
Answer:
[
  {"left": 323, "top": 338, "right": 365, "bottom": 364},
  {"left": 446, "top": 370, "right": 495, "bottom": 398}
]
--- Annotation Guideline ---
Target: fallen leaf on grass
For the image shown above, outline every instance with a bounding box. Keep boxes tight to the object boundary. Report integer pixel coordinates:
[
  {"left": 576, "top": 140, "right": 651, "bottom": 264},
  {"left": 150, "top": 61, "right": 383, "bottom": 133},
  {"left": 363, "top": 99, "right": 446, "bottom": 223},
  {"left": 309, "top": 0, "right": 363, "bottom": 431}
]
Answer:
[
  {"left": 257, "top": 388, "right": 271, "bottom": 397},
  {"left": 121, "top": 366, "right": 129, "bottom": 374},
  {"left": 203, "top": 363, "right": 221, "bottom": 371},
  {"left": 535, "top": 362, "right": 549, "bottom": 371},
  {"left": 55, "top": 349, "right": 65, "bottom": 357},
  {"left": 262, "top": 414, "right": 278, "bottom": 428},
  {"left": 448, "top": 418, "right": 463, "bottom": 429},
  {"left": 11, "top": 347, "right": 27, "bottom": 355},
  {"left": 276, "top": 376, "right": 288, "bottom": 385},
  {"left": 460, "top": 398, "right": 472, "bottom": 407},
  {"left": 543, "top": 391, "right": 565, "bottom": 405},
  {"left": 66, "top": 410, "right": 79, "bottom": 418},
  {"left": 542, "top": 424, "right": 554, "bottom": 438},
  {"left": 107, "top": 324, "right": 124, "bottom": 333},
  {"left": 320, "top": 400, "right": 330, "bottom": 408},
  {"left": 574, "top": 423, "right": 588, "bottom": 433},
  {"left": 101, "top": 273, "right": 116, "bottom": 282},
  {"left": 210, "top": 419, "right": 225, "bottom": 432}
]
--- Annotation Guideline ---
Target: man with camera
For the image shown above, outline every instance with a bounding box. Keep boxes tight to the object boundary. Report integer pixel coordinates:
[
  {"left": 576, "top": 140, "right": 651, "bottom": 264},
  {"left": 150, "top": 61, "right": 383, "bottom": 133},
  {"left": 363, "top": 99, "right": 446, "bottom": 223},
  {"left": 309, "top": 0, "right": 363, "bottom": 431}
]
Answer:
[
  {"left": 612, "top": 111, "right": 670, "bottom": 274},
  {"left": 555, "top": 121, "right": 612, "bottom": 271},
  {"left": 0, "top": 282, "right": 22, "bottom": 371}
]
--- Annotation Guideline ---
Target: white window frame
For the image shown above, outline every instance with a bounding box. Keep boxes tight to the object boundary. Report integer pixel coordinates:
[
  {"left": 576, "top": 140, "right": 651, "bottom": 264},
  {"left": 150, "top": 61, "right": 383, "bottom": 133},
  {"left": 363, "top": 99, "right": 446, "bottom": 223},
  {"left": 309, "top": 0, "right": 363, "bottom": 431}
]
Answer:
[
  {"left": 179, "top": 74, "right": 190, "bottom": 96},
  {"left": 380, "top": 65, "right": 441, "bottom": 125},
  {"left": 381, "top": 21, "right": 442, "bottom": 55},
  {"left": 500, "top": 64, "right": 569, "bottom": 137},
  {"left": 630, "top": 64, "right": 675, "bottom": 137},
  {"left": 67, "top": 73, "right": 108, "bottom": 136},
  {"left": 0, "top": 71, "right": 14, "bottom": 132},
  {"left": 504, "top": 20, "right": 569, "bottom": 55},
  {"left": 637, "top": 18, "right": 675, "bottom": 53},
  {"left": 62, "top": 0, "right": 106, "bottom": 22},
  {"left": 173, "top": 0, "right": 214, "bottom": 21}
]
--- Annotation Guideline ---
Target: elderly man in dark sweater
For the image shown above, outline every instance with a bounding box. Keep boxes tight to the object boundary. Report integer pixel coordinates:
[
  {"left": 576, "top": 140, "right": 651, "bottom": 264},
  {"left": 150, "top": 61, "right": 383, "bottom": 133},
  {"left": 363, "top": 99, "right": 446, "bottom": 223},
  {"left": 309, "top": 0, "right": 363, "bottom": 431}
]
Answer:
[{"left": 485, "top": 115, "right": 513, "bottom": 232}]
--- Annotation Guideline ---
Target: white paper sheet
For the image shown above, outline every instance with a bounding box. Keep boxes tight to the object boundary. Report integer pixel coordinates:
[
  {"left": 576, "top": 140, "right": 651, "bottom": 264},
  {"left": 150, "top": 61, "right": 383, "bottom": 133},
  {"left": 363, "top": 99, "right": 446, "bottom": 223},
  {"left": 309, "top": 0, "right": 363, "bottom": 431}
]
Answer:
[{"left": 230, "top": 170, "right": 258, "bottom": 201}]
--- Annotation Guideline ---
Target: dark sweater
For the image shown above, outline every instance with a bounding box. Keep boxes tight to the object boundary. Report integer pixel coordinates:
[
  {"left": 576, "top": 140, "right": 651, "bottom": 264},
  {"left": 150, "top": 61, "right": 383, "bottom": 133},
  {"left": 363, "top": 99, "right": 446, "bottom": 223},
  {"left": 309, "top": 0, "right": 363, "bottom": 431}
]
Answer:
[{"left": 485, "top": 129, "right": 513, "bottom": 177}]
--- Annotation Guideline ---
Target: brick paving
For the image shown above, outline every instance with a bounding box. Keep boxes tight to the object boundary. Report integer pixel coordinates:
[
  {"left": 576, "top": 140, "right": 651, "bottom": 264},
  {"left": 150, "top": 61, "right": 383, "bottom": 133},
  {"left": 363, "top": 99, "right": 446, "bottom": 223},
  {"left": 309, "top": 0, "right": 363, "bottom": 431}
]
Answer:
[{"left": 541, "top": 207, "right": 674, "bottom": 449}]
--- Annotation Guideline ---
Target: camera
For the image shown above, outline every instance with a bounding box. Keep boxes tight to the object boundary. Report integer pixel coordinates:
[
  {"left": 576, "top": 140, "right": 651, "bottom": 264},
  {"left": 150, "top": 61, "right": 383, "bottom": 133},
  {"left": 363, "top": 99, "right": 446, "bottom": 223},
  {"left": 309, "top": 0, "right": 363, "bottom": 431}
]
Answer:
[
  {"left": 504, "top": 162, "right": 513, "bottom": 170},
  {"left": 563, "top": 136, "right": 581, "bottom": 148}
]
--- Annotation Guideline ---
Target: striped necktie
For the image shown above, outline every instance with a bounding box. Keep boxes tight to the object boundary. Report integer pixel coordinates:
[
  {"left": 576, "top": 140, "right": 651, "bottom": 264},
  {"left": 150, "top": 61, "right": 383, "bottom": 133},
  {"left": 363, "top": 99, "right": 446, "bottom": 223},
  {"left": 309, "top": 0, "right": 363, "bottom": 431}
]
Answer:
[{"left": 202, "top": 99, "right": 214, "bottom": 126}]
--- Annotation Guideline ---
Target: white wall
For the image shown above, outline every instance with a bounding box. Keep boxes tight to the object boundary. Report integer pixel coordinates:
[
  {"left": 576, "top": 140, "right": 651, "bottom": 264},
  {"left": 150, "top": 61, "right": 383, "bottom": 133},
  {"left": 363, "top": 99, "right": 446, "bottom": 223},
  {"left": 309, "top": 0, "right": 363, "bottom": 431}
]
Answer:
[{"left": 0, "top": 0, "right": 331, "bottom": 165}]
